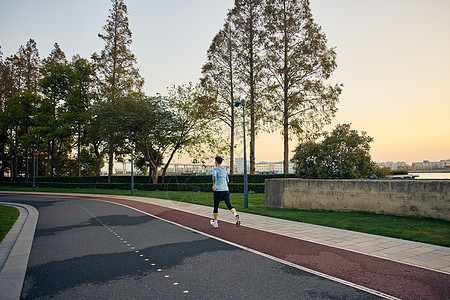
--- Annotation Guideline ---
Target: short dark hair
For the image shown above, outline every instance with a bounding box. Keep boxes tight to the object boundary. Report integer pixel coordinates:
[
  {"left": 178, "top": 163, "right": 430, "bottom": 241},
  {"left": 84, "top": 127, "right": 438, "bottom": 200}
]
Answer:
[{"left": 215, "top": 156, "right": 223, "bottom": 164}]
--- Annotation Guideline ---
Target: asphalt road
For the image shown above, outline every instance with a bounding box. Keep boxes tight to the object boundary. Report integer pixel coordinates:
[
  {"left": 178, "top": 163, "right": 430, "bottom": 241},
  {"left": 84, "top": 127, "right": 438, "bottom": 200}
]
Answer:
[{"left": 2, "top": 194, "right": 383, "bottom": 300}]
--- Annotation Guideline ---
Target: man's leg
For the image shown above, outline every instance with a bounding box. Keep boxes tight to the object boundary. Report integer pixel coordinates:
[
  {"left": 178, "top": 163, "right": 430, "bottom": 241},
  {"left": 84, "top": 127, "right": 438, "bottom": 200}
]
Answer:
[
  {"left": 224, "top": 192, "right": 241, "bottom": 227},
  {"left": 211, "top": 192, "right": 221, "bottom": 227}
]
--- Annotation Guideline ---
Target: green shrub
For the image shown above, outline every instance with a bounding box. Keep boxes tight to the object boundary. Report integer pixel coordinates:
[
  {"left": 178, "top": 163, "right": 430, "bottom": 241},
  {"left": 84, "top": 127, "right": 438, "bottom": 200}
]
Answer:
[
  {"left": 390, "top": 170, "right": 409, "bottom": 175},
  {"left": 0, "top": 181, "right": 265, "bottom": 193}
]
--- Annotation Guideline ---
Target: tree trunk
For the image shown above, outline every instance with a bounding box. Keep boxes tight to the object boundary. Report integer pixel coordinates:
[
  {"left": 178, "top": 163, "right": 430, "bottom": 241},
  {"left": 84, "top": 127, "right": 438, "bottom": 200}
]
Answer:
[
  {"left": 25, "top": 149, "right": 29, "bottom": 182},
  {"left": 161, "top": 145, "right": 180, "bottom": 183},
  {"left": 46, "top": 149, "right": 50, "bottom": 177},
  {"left": 93, "top": 143, "right": 101, "bottom": 177},
  {"left": 14, "top": 153, "right": 18, "bottom": 181},
  {"left": 145, "top": 146, "right": 158, "bottom": 184},
  {"left": 229, "top": 59, "right": 235, "bottom": 176},
  {"left": 77, "top": 128, "right": 81, "bottom": 177},
  {"left": 108, "top": 149, "right": 114, "bottom": 183},
  {"left": 230, "top": 107, "right": 235, "bottom": 176},
  {"left": 283, "top": 98, "right": 289, "bottom": 174},
  {"left": 283, "top": 17, "right": 289, "bottom": 175},
  {"left": 36, "top": 151, "right": 39, "bottom": 177},
  {"left": 10, "top": 152, "right": 14, "bottom": 182},
  {"left": 249, "top": 28, "right": 256, "bottom": 175},
  {"left": 148, "top": 166, "right": 153, "bottom": 183},
  {"left": 50, "top": 140, "right": 55, "bottom": 177},
  {"left": 150, "top": 166, "right": 158, "bottom": 184}
]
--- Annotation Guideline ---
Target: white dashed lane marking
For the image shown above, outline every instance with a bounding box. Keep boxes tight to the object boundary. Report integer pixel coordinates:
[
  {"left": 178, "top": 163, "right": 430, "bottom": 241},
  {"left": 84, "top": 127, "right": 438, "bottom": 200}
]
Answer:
[{"left": 76, "top": 204, "right": 189, "bottom": 295}]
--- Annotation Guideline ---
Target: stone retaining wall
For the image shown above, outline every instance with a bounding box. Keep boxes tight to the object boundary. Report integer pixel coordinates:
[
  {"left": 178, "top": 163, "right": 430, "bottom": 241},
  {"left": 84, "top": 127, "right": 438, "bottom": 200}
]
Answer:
[{"left": 265, "top": 179, "right": 450, "bottom": 220}]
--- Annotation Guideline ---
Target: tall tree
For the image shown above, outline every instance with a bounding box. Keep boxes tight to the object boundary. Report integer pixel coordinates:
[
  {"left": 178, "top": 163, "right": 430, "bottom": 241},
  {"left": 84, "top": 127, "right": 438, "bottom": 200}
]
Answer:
[
  {"left": 6, "top": 39, "right": 41, "bottom": 95},
  {"left": 121, "top": 96, "right": 171, "bottom": 183},
  {"left": 90, "top": 98, "right": 128, "bottom": 181},
  {"left": 85, "top": 109, "right": 108, "bottom": 177},
  {"left": 19, "top": 39, "right": 41, "bottom": 93},
  {"left": 0, "top": 47, "right": 14, "bottom": 178},
  {"left": 2, "top": 91, "right": 41, "bottom": 180},
  {"left": 38, "top": 44, "right": 73, "bottom": 177},
  {"left": 0, "top": 47, "right": 15, "bottom": 112},
  {"left": 201, "top": 18, "right": 239, "bottom": 174},
  {"left": 229, "top": 0, "right": 265, "bottom": 174},
  {"left": 146, "top": 83, "right": 226, "bottom": 183},
  {"left": 64, "top": 55, "right": 95, "bottom": 177},
  {"left": 92, "top": 0, "right": 144, "bottom": 102},
  {"left": 92, "top": 0, "right": 144, "bottom": 182},
  {"left": 263, "top": 0, "right": 342, "bottom": 173},
  {"left": 0, "top": 40, "right": 41, "bottom": 179}
]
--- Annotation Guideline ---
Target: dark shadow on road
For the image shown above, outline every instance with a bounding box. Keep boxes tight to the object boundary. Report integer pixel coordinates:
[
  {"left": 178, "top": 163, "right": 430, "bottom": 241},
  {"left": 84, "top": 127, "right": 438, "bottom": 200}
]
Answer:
[
  {"left": 21, "top": 238, "right": 235, "bottom": 299},
  {"left": 35, "top": 214, "right": 154, "bottom": 237}
]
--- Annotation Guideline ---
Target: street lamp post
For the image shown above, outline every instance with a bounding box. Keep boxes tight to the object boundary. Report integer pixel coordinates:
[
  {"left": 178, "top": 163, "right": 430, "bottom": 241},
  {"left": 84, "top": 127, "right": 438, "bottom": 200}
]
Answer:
[
  {"left": 126, "top": 132, "right": 134, "bottom": 195},
  {"left": 31, "top": 144, "right": 36, "bottom": 192},
  {"left": 234, "top": 99, "right": 248, "bottom": 209}
]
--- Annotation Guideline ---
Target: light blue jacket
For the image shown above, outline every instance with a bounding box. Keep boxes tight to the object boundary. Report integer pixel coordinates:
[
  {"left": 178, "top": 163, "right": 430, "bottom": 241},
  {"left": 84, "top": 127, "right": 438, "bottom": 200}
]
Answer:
[{"left": 212, "top": 166, "right": 229, "bottom": 191}]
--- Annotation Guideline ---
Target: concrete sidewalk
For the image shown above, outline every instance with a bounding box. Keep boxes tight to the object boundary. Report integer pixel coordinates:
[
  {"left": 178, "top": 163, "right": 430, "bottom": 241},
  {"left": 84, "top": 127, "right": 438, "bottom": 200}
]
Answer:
[{"left": 0, "top": 202, "right": 39, "bottom": 300}]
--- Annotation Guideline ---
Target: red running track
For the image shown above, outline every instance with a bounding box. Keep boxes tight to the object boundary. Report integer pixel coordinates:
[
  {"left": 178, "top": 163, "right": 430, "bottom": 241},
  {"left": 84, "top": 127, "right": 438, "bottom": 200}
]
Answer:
[{"left": 9, "top": 193, "right": 450, "bottom": 299}]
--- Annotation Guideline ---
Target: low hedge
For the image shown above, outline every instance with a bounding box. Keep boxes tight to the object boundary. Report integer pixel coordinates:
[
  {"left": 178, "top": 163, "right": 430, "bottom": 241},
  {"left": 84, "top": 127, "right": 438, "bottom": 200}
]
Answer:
[
  {"left": 0, "top": 181, "right": 265, "bottom": 193},
  {"left": 0, "top": 174, "right": 296, "bottom": 184}
]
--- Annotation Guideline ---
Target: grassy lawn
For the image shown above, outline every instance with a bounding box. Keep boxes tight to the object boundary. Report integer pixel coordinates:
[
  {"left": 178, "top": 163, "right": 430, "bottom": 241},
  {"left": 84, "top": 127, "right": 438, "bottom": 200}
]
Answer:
[
  {"left": 0, "top": 204, "right": 20, "bottom": 242},
  {"left": 1, "top": 186, "right": 449, "bottom": 247}
]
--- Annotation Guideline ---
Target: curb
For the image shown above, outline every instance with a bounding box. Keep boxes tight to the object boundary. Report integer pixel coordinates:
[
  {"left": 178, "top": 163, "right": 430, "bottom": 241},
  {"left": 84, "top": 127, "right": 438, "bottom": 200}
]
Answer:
[{"left": 0, "top": 202, "right": 39, "bottom": 300}]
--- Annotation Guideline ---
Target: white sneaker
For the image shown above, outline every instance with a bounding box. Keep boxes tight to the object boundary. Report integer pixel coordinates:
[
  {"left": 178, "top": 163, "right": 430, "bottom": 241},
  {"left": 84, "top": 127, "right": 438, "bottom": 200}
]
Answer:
[
  {"left": 235, "top": 214, "right": 241, "bottom": 227},
  {"left": 210, "top": 220, "right": 218, "bottom": 228}
]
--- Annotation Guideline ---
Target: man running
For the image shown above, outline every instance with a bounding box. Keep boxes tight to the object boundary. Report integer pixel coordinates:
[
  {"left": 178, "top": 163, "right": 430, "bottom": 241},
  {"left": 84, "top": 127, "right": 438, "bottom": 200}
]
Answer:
[{"left": 210, "top": 156, "right": 241, "bottom": 228}]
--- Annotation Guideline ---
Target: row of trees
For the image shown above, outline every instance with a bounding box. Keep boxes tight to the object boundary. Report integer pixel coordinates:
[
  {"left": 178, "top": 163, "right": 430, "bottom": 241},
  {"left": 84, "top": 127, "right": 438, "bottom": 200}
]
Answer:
[
  {"left": 1, "top": 0, "right": 344, "bottom": 182},
  {"left": 201, "top": 0, "right": 342, "bottom": 174},
  {"left": 0, "top": 0, "right": 223, "bottom": 183}
]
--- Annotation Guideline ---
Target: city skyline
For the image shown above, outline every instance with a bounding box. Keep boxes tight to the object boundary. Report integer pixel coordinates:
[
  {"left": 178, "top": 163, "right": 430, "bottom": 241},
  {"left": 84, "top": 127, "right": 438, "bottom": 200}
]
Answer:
[{"left": 1, "top": 0, "right": 449, "bottom": 165}]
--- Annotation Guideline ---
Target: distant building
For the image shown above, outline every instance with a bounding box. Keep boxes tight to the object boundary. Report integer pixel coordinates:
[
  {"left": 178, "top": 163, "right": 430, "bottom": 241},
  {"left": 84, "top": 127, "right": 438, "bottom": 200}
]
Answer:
[
  {"left": 376, "top": 161, "right": 407, "bottom": 170},
  {"left": 234, "top": 158, "right": 294, "bottom": 174},
  {"left": 166, "top": 163, "right": 229, "bottom": 174},
  {"left": 412, "top": 159, "right": 450, "bottom": 170},
  {"left": 234, "top": 158, "right": 248, "bottom": 174}
]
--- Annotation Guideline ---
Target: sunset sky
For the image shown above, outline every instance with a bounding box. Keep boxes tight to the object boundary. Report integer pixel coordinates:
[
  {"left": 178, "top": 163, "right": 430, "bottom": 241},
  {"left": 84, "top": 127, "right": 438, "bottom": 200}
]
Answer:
[{"left": 1, "top": 0, "right": 449, "bottom": 165}]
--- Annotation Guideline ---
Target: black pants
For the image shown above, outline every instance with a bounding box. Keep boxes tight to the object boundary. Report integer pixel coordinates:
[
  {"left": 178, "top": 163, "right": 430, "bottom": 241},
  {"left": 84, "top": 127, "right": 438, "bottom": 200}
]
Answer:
[{"left": 213, "top": 191, "right": 233, "bottom": 213}]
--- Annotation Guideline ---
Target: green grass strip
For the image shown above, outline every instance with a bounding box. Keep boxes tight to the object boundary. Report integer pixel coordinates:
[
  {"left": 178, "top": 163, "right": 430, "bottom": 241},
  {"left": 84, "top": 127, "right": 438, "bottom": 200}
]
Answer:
[
  {"left": 1, "top": 186, "right": 449, "bottom": 247},
  {"left": 0, "top": 204, "right": 20, "bottom": 242}
]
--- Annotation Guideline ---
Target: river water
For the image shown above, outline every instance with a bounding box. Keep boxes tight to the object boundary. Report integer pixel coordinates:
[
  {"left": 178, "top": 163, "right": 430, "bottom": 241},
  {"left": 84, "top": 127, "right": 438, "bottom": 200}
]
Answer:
[{"left": 410, "top": 172, "right": 450, "bottom": 180}]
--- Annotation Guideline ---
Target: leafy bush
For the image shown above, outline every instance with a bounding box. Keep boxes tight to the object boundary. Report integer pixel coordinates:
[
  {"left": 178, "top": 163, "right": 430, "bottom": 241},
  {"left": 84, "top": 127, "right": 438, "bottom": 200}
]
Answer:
[
  {"left": 390, "top": 170, "right": 409, "bottom": 175},
  {"left": 293, "top": 124, "right": 382, "bottom": 179}
]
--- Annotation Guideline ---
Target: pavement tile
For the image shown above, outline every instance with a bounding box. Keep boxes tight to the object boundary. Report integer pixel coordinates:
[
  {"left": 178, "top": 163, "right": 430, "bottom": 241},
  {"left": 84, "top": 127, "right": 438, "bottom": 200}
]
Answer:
[
  {"left": 441, "top": 255, "right": 450, "bottom": 262},
  {"left": 351, "top": 246, "right": 385, "bottom": 254},
  {"left": 380, "top": 244, "right": 420, "bottom": 254},
  {"left": 352, "top": 241, "right": 383, "bottom": 248},
  {"left": 381, "top": 251, "right": 418, "bottom": 260},
  {"left": 330, "top": 240, "right": 358, "bottom": 247},
  {"left": 412, "top": 251, "right": 449, "bottom": 262},
  {"left": 418, "top": 259, "right": 450, "bottom": 270},
  {"left": 406, "top": 246, "right": 436, "bottom": 255},
  {"left": 402, "top": 257, "right": 450, "bottom": 270},
  {"left": 376, "top": 241, "right": 407, "bottom": 248}
]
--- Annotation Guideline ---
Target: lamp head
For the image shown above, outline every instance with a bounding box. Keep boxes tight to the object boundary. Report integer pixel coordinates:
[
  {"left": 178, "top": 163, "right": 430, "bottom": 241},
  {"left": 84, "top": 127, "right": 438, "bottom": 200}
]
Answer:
[{"left": 234, "top": 99, "right": 246, "bottom": 107}]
